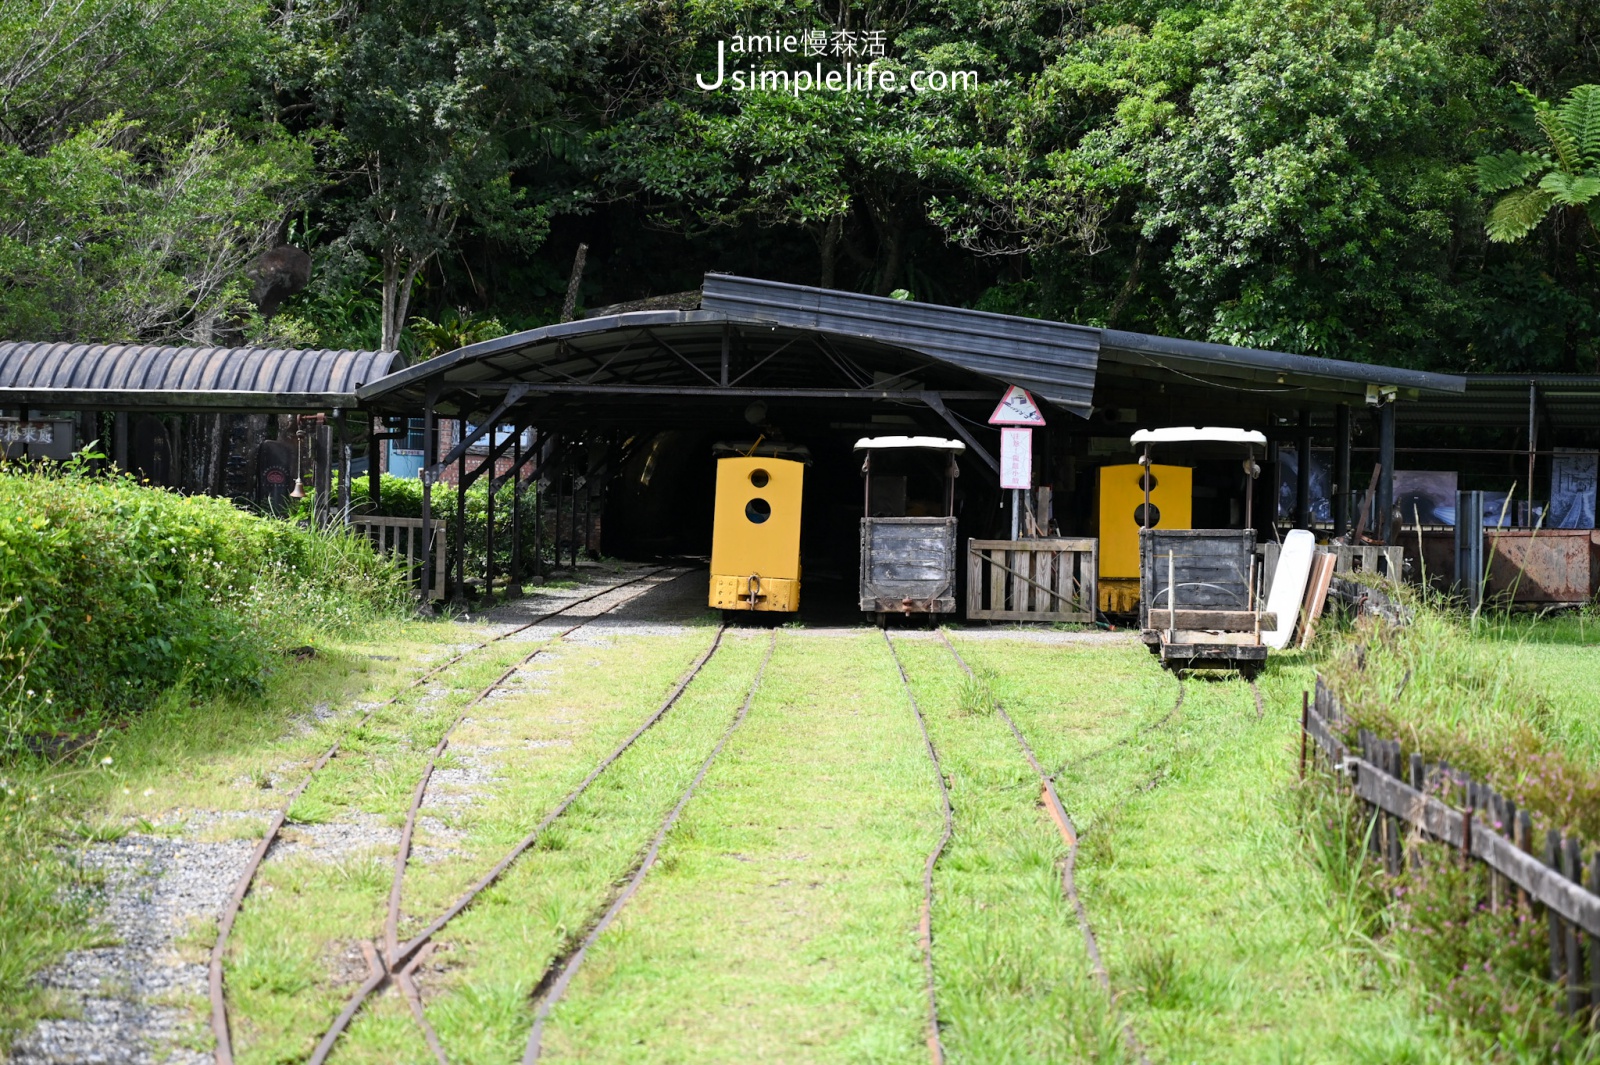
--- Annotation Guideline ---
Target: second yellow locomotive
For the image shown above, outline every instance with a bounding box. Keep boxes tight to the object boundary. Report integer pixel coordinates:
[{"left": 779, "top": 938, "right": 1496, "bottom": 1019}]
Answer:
[{"left": 709, "top": 452, "right": 805, "bottom": 613}]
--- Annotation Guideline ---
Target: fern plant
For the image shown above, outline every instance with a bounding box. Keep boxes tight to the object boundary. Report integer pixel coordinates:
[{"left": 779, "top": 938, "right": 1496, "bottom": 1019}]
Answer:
[
  {"left": 1476, "top": 84, "right": 1600, "bottom": 243},
  {"left": 407, "top": 308, "right": 507, "bottom": 362}
]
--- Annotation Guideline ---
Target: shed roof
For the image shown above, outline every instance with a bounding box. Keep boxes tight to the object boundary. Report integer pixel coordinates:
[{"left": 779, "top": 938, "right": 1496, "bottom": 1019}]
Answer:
[
  {"left": 1400, "top": 375, "right": 1600, "bottom": 431},
  {"left": 357, "top": 309, "right": 1006, "bottom": 421},
  {"left": 0, "top": 342, "right": 396, "bottom": 411},
  {"left": 699, "top": 274, "right": 1101, "bottom": 416},
  {"left": 361, "top": 274, "right": 1465, "bottom": 429}
]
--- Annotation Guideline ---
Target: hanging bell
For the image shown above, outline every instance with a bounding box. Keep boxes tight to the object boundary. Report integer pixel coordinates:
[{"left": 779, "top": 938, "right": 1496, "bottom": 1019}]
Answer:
[{"left": 289, "top": 478, "right": 305, "bottom": 501}]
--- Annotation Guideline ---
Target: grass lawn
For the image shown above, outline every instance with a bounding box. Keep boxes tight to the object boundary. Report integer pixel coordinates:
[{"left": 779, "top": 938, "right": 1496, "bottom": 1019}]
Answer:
[
  {"left": 8, "top": 609, "right": 1494, "bottom": 1064},
  {"left": 533, "top": 632, "right": 936, "bottom": 1064},
  {"left": 927, "top": 636, "right": 1441, "bottom": 1064},
  {"left": 1473, "top": 613, "right": 1600, "bottom": 767}
]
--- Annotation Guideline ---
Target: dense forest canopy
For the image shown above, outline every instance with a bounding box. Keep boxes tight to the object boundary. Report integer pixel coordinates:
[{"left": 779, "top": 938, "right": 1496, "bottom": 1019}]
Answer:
[{"left": 1, "top": 0, "right": 1597, "bottom": 373}]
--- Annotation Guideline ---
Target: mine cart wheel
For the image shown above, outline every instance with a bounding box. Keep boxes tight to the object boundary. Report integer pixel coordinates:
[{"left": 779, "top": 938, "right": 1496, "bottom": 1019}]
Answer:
[{"left": 874, "top": 611, "right": 890, "bottom": 629}]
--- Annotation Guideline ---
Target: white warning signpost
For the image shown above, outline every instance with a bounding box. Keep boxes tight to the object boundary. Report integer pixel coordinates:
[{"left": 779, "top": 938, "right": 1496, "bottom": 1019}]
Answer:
[
  {"left": 989, "top": 386, "right": 1046, "bottom": 427},
  {"left": 989, "top": 387, "right": 1044, "bottom": 538},
  {"left": 999, "top": 428, "right": 1032, "bottom": 490}
]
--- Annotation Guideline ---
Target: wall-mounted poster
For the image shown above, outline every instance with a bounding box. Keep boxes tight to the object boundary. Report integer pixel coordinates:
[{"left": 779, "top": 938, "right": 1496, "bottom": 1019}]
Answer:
[
  {"left": 1274, "top": 447, "right": 1332, "bottom": 523},
  {"left": 1394, "top": 471, "right": 1458, "bottom": 526},
  {"left": 1548, "top": 449, "right": 1598, "bottom": 529}
]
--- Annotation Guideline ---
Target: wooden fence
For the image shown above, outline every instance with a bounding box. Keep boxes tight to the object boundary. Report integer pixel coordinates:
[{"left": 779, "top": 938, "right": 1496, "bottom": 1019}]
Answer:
[
  {"left": 1307, "top": 677, "right": 1600, "bottom": 1013},
  {"left": 966, "top": 538, "right": 1096, "bottom": 622},
  {"left": 1259, "top": 543, "right": 1404, "bottom": 587},
  {"left": 351, "top": 516, "right": 447, "bottom": 600}
]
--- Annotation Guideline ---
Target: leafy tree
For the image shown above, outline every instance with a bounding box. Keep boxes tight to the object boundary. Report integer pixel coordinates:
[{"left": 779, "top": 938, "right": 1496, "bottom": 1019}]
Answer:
[
  {"left": 0, "top": 117, "right": 308, "bottom": 343},
  {"left": 1477, "top": 85, "right": 1600, "bottom": 243},
  {"left": 273, "top": 0, "right": 634, "bottom": 351},
  {"left": 0, "top": 0, "right": 313, "bottom": 343},
  {"left": 0, "top": 0, "right": 269, "bottom": 151},
  {"left": 601, "top": 0, "right": 1051, "bottom": 295}
]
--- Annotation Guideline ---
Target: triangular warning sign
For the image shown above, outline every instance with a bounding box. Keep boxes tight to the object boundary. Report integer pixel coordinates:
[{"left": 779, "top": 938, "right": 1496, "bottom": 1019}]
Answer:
[{"left": 988, "top": 386, "right": 1046, "bottom": 426}]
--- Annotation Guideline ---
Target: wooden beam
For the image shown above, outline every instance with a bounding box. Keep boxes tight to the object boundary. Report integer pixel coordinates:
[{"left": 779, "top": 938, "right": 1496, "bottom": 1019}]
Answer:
[{"left": 1146, "top": 609, "right": 1277, "bottom": 631}]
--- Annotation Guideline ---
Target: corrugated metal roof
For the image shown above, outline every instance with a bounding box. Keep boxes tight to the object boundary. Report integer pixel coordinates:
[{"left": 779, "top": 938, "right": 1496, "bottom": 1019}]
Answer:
[
  {"left": 0, "top": 342, "right": 396, "bottom": 411},
  {"left": 1100, "top": 330, "right": 1465, "bottom": 396},
  {"left": 356, "top": 274, "right": 1467, "bottom": 421},
  {"left": 1402, "top": 374, "right": 1600, "bottom": 430},
  {"left": 700, "top": 274, "right": 1102, "bottom": 416},
  {"left": 357, "top": 310, "right": 1005, "bottom": 420}
]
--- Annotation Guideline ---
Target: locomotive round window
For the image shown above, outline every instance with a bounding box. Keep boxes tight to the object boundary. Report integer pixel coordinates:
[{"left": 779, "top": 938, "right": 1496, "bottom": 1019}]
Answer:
[
  {"left": 1140, "top": 472, "right": 1158, "bottom": 491},
  {"left": 1133, "top": 503, "right": 1160, "bottom": 527},
  {"left": 746, "top": 498, "right": 772, "bottom": 524},
  {"left": 749, "top": 468, "right": 770, "bottom": 488}
]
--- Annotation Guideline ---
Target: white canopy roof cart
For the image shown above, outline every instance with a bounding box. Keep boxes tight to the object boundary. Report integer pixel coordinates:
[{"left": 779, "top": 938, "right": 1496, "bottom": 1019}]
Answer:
[
  {"left": 1133, "top": 428, "right": 1275, "bottom": 677},
  {"left": 855, "top": 436, "right": 965, "bottom": 624}
]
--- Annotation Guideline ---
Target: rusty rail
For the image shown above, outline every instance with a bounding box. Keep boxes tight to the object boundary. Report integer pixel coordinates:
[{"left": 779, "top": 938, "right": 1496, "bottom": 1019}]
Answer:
[
  {"left": 207, "top": 566, "right": 683, "bottom": 1064},
  {"left": 936, "top": 630, "right": 1150, "bottom": 1065},
  {"left": 882, "top": 632, "right": 954, "bottom": 1065},
  {"left": 522, "top": 630, "right": 777, "bottom": 1063},
  {"left": 305, "top": 624, "right": 731, "bottom": 1065},
  {"left": 1051, "top": 682, "right": 1185, "bottom": 783}
]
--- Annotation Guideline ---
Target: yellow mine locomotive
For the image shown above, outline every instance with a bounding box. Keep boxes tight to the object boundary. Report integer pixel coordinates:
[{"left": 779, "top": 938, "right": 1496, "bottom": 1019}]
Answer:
[{"left": 709, "top": 447, "right": 806, "bottom": 614}]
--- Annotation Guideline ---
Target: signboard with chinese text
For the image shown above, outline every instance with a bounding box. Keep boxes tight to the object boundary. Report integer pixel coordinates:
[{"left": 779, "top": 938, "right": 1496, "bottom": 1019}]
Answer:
[{"left": 1000, "top": 428, "right": 1032, "bottom": 489}]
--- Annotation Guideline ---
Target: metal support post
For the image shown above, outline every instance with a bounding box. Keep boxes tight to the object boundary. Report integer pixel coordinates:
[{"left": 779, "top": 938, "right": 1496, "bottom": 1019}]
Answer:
[
  {"left": 1377, "top": 402, "right": 1396, "bottom": 542},
  {"left": 420, "top": 389, "right": 437, "bottom": 601},
  {"left": 1295, "top": 408, "right": 1312, "bottom": 530},
  {"left": 1527, "top": 383, "right": 1538, "bottom": 526},
  {"left": 454, "top": 428, "right": 467, "bottom": 601},
  {"left": 367, "top": 416, "right": 380, "bottom": 506},
  {"left": 508, "top": 428, "right": 523, "bottom": 596},
  {"left": 484, "top": 448, "right": 497, "bottom": 597},
  {"left": 1455, "top": 490, "right": 1485, "bottom": 611},
  {"left": 1334, "top": 404, "right": 1351, "bottom": 537}
]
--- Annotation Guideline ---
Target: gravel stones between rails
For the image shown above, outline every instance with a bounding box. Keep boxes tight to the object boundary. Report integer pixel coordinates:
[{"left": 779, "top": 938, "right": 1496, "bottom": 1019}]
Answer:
[
  {"left": 9, "top": 836, "right": 253, "bottom": 1065},
  {"left": 8, "top": 574, "right": 673, "bottom": 1064}
]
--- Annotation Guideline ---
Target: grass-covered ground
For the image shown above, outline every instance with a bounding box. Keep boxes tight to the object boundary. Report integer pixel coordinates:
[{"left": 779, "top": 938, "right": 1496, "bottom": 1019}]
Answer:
[
  {"left": 1317, "top": 600, "right": 1600, "bottom": 1060},
  {"left": 9, "top": 483, "right": 1599, "bottom": 1064},
  {"left": 0, "top": 466, "right": 412, "bottom": 1049}
]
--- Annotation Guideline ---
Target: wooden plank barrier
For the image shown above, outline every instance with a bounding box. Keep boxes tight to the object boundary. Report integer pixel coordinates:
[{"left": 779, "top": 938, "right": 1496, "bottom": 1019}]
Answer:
[
  {"left": 966, "top": 538, "right": 1096, "bottom": 622},
  {"left": 1307, "top": 676, "right": 1600, "bottom": 1013},
  {"left": 1259, "top": 543, "right": 1403, "bottom": 588},
  {"left": 351, "top": 515, "right": 448, "bottom": 600}
]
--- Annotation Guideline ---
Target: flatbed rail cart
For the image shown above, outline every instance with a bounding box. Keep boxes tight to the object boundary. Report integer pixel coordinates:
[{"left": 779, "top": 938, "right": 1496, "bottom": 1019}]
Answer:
[{"left": 1131, "top": 427, "right": 1276, "bottom": 677}]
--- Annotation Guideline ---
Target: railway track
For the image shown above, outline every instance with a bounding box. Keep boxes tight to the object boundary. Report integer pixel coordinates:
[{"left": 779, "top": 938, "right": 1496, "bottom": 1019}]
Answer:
[
  {"left": 882, "top": 632, "right": 954, "bottom": 1065},
  {"left": 301, "top": 619, "right": 736, "bottom": 1063},
  {"left": 207, "top": 565, "right": 688, "bottom": 1065},
  {"left": 934, "top": 629, "right": 1151, "bottom": 1065},
  {"left": 520, "top": 629, "right": 777, "bottom": 1063},
  {"left": 1052, "top": 680, "right": 1186, "bottom": 783}
]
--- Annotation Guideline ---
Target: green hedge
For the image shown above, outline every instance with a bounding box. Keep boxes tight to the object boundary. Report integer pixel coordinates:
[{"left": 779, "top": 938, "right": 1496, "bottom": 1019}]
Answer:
[{"left": 0, "top": 466, "right": 408, "bottom": 746}]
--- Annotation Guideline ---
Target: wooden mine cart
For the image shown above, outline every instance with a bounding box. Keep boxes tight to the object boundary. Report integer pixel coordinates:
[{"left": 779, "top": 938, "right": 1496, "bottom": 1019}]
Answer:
[
  {"left": 856, "top": 436, "right": 964, "bottom": 623},
  {"left": 1131, "top": 428, "right": 1274, "bottom": 676}
]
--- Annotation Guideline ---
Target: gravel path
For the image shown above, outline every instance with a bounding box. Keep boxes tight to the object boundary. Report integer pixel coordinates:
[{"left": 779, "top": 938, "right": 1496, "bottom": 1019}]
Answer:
[{"left": 8, "top": 836, "right": 253, "bottom": 1065}]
